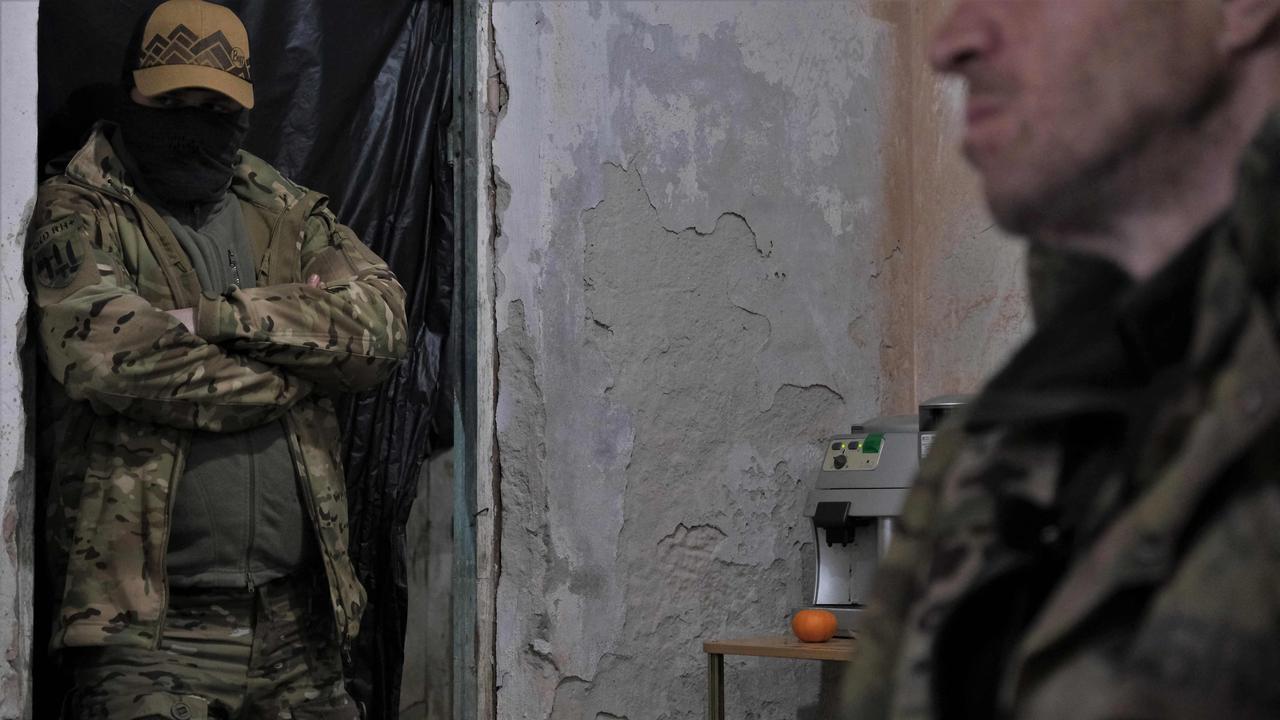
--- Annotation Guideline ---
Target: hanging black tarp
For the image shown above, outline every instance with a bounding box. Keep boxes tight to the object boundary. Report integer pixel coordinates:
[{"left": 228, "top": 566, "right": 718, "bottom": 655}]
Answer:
[{"left": 36, "top": 1, "right": 453, "bottom": 717}]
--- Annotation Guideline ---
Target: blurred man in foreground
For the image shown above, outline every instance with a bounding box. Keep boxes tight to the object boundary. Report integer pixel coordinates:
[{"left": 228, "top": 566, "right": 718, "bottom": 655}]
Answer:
[{"left": 845, "top": 2, "right": 1280, "bottom": 718}]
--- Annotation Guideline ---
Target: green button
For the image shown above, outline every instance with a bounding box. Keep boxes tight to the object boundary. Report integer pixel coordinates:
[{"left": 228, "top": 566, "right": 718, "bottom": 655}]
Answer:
[{"left": 861, "top": 434, "right": 883, "bottom": 453}]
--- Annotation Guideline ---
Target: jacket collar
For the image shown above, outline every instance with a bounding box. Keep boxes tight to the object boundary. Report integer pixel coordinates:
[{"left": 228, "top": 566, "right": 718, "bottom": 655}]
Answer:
[
  {"left": 965, "top": 234, "right": 1208, "bottom": 429},
  {"left": 63, "top": 122, "right": 135, "bottom": 200}
]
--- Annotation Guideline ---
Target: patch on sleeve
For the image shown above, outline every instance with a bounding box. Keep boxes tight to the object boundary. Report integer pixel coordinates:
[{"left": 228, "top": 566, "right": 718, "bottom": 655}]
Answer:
[{"left": 30, "top": 216, "right": 88, "bottom": 289}]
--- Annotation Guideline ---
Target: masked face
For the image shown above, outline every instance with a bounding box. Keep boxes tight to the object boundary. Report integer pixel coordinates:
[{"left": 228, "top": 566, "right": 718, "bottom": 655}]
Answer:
[{"left": 117, "top": 94, "right": 250, "bottom": 206}]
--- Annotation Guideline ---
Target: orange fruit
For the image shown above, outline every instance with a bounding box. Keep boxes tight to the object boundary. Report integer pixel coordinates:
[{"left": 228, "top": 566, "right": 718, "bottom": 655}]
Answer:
[{"left": 791, "top": 609, "right": 838, "bottom": 643}]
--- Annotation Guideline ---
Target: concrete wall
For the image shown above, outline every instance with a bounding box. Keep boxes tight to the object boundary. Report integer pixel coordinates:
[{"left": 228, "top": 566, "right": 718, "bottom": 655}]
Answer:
[
  {"left": 0, "top": 2, "right": 38, "bottom": 718},
  {"left": 489, "top": 2, "right": 1030, "bottom": 719}
]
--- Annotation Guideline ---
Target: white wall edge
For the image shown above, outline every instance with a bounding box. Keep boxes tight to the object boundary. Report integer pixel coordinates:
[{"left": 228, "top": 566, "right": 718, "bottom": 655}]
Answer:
[
  {"left": 0, "top": 1, "right": 39, "bottom": 719},
  {"left": 473, "top": 1, "right": 499, "bottom": 720}
]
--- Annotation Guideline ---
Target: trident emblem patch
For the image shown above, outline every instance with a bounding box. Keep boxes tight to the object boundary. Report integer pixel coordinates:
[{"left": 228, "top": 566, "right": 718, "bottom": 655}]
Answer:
[{"left": 31, "top": 217, "right": 86, "bottom": 289}]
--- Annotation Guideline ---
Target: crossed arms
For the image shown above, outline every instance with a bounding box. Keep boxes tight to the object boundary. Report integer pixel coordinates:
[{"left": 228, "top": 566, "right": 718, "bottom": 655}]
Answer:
[{"left": 26, "top": 184, "right": 409, "bottom": 433}]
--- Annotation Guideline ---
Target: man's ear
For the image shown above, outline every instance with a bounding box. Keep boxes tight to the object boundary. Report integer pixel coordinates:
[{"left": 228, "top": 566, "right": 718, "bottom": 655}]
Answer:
[{"left": 1222, "top": 0, "right": 1280, "bottom": 52}]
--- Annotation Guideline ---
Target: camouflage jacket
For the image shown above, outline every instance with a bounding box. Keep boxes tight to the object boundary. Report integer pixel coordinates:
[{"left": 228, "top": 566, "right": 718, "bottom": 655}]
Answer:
[
  {"left": 26, "top": 123, "right": 409, "bottom": 652},
  {"left": 844, "top": 115, "right": 1280, "bottom": 720}
]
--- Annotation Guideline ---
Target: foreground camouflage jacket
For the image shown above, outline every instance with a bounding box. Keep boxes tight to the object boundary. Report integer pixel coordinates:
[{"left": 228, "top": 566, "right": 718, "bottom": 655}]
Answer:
[
  {"left": 844, "top": 115, "right": 1280, "bottom": 719},
  {"left": 26, "top": 123, "right": 408, "bottom": 651}
]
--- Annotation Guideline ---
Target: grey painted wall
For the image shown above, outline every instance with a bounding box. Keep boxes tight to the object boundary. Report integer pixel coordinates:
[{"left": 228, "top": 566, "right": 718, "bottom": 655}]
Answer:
[
  {"left": 489, "top": 2, "right": 1030, "bottom": 719},
  {"left": 0, "top": 2, "right": 37, "bottom": 718}
]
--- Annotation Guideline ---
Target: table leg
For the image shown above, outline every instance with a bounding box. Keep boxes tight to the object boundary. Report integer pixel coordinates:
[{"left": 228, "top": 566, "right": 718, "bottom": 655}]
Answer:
[{"left": 708, "top": 652, "right": 724, "bottom": 720}]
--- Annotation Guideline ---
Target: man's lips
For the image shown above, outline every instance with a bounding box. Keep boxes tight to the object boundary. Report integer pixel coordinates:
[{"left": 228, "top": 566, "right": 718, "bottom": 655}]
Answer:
[
  {"left": 965, "top": 97, "right": 1004, "bottom": 127},
  {"left": 960, "top": 95, "right": 1012, "bottom": 167}
]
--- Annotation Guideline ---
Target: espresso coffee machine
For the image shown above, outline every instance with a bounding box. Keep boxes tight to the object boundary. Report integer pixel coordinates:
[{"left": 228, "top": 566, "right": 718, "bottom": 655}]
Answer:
[
  {"left": 803, "top": 415, "right": 919, "bottom": 636},
  {"left": 801, "top": 398, "right": 971, "bottom": 635}
]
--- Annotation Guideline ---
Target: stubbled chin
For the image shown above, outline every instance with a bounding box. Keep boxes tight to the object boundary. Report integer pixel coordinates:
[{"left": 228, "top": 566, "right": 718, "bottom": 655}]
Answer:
[
  {"left": 962, "top": 128, "right": 1007, "bottom": 169},
  {"left": 963, "top": 110, "right": 1026, "bottom": 173},
  {"left": 979, "top": 174, "right": 1039, "bottom": 237}
]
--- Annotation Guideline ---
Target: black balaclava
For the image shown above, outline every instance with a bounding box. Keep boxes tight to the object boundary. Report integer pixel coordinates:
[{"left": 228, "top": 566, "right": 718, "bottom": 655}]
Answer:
[{"left": 116, "top": 96, "right": 250, "bottom": 207}]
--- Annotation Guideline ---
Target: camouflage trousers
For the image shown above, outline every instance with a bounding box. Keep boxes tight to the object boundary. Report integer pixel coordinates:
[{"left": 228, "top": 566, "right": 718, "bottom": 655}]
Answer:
[{"left": 60, "top": 574, "right": 360, "bottom": 719}]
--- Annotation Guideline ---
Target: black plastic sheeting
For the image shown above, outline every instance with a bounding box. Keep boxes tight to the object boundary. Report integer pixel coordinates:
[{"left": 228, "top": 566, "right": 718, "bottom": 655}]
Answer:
[{"left": 37, "top": 1, "right": 453, "bottom": 717}]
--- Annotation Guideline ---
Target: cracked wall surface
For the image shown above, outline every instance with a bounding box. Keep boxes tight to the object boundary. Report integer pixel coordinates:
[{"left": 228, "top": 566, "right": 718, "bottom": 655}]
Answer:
[
  {"left": 490, "top": 2, "right": 1032, "bottom": 718},
  {"left": 0, "top": 3, "right": 37, "bottom": 718}
]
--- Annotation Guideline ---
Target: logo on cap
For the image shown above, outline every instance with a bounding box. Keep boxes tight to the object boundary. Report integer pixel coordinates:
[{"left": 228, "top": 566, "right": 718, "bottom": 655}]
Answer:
[{"left": 140, "top": 24, "right": 251, "bottom": 82}]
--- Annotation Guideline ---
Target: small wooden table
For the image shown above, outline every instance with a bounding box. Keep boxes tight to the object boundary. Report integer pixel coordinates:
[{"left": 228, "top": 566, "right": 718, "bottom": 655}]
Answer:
[{"left": 702, "top": 635, "right": 856, "bottom": 720}]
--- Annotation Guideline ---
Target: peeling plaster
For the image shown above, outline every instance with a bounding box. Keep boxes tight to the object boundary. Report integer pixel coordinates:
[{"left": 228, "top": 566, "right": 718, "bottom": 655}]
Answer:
[{"left": 490, "top": 2, "right": 1030, "bottom": 718}]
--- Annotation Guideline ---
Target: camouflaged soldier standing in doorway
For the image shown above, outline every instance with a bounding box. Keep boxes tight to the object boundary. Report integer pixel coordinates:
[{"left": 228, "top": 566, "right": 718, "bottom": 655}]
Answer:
[
  {"left": 25, "top": 2, "right": 408, "bottom": 718},
  {"left": 844, "top": 2, "right": 1280, "bottom": 719}
]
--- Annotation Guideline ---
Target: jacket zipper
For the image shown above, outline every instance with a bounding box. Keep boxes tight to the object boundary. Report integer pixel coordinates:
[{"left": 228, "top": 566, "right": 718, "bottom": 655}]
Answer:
[
  {"left": 154, "top": 438, "right": 188, "bottom": 649},
  {"left": 228, "top": 249, "right": 242, "bottom": 288},
  {"left": 245, "top": 431, "right": 257, "bottom": 593},
  {"left": 286, "top": 414, "right": 343, "bottom": 641}
]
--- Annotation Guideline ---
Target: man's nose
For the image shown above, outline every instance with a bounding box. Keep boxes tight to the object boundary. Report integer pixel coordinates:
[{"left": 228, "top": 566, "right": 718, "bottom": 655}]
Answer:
[{"left": 928, "top": 1, "right": 998, "bottom": 75}]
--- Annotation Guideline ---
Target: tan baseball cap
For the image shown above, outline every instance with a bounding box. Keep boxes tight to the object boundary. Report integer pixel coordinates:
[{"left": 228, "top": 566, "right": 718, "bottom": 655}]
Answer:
[{"left": 133, "top": 0, "right": 254, "bottom": 109}]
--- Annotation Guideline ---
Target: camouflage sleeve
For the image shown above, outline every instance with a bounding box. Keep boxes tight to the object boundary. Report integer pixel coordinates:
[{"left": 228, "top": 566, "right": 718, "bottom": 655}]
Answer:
[
  {"left": 193, "top": 206, "right": 409, "bottom": 394},
  {"left": 26, "top": 184, "right": 313, "bottom": 433}
]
